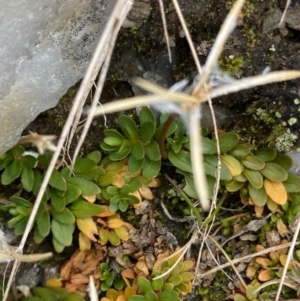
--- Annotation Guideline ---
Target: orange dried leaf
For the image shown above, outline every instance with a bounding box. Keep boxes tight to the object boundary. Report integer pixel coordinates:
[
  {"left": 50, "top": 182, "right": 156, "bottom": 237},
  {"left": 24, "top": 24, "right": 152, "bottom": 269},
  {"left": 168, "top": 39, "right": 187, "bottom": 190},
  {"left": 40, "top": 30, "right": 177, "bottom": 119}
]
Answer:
[
  {"left": 138, "top": 186, "right": 154, "bottom": 200},
  {"left": 258, "top": 269, "right": 273, "bottom": 282},
  {"left": 76, "top": 217, "right": 98, "bottom": 242},
  {"left": 277, "top": 218, "right": 289, "bottom": 237},
  {"left": 264, "top": 179, "right": 287, "bottom": 205},
  {"left": 121, "top": 268, "right": 136, "bottom": 279},
  {"left": 256, "top": 257, "right": 271, "bottom": 267},
  {"left": 71, "top": 273, "right": 89, "bottom": 284},
  {"left": 256, "top": 244, "right": 265, "bottom": 252},
  {"left": 246, "top": 265, "right": 257, "bottom": 279},
  {"left": 148, "top": 177, "right": 160, "bottom": 187},
  {"left": 269, "top": 251, "right": 279, "bottom": 260},
  {"left": 79, "top": 232, "right": 91, "bottom": 251},
  {"left": 114, "top": 226, "right": 129, "bottom": 241},
  {"left": 278, "top": 239, "right": 289, "bottom": 256},
  {"left": 60, "top": 261, "right": 72, "bottom": 280},
  {"left": 107, "top": 218, "right": 124, "bottom": 229},
  {"left": 134, "top": 261, "right": 149, "bottom": 277},
  {"left": 254, "top": 205, "right": 264, "bottom": 218},
  {"left": 96, "top": 205, "right": 115, "bottom": 218},
  {"left": 45, "top": 278, "right": 63, "bottom": 288},
  {"left": 82, "top": 195, "right": 96, "bottom": 203},
  {"left": 112, "top": 174, "right": 125, "bottom": 188}
]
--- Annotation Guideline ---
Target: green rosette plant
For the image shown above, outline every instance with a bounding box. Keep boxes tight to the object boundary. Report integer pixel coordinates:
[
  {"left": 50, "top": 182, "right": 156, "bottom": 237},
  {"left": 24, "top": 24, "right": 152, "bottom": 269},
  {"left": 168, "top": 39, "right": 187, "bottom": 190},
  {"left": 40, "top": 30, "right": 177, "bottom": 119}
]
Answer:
[
  {"left": 0, "top": 150, "right": 104, "bottom": 252},
  {"left": 100, "top": 107, "right": 161, "bottom": 179}
]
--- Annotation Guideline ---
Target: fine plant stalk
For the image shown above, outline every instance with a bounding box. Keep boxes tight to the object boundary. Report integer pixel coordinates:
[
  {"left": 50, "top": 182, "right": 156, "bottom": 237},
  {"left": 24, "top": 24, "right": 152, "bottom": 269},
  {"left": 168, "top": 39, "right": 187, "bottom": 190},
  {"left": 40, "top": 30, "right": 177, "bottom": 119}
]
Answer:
[
  {"left": 202, "top": 191, "right": 229, "bottom": 227},
  {"left": 164, "top": 174, "right": 202, "bottom": 227}
]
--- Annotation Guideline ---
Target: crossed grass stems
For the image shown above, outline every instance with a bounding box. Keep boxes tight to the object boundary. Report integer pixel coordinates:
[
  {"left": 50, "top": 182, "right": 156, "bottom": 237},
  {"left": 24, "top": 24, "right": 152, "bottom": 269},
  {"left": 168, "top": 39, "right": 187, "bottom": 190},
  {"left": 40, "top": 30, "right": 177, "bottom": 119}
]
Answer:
[{"left": 2, "top": 0, "right": 300, "bottom": 300}]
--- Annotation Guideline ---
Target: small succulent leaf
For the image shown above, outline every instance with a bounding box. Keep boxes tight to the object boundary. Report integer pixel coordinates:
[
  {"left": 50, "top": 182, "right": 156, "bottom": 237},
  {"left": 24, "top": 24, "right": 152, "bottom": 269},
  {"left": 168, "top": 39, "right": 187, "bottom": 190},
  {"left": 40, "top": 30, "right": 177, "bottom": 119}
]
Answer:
[
  {"left": 114, "top": 226, "right": 129, "bottom": 241},
  {"left": 34, "top": 226, "right": 46, "bottom": 244},
  {"left": 225, "top": 180, "right": 245, "bottom": 192},
  {"left": 103, "top": 137, "right": 125, "bottom": 148},
  {"left": 140, "top": 121, "right": 156, "bottom": 142},
  {"left": 283, "top": 174, "right": 300, "bottom": 193},
  {"left": 51, "top": 207, "right": 75, "bottom": 224},
  {"left": 98, "top": 174, "right": 114, "bottom": 187},
  {"left": 49, "top": 169, "right": 67, "bottom": 191},
  {"left": 233, "top": 294, "right": 247, "bottom": 301},
  {"left": 14, "top": 218, "right": 29, "bottom": 235},
  {"left": 67, "top": 177, "right": 100, "bottom": 195},
  {"left": 241, "top": 155, "right": 265, "bottom": 170},
  {"left": 202, "top": 137, "right": 217, "bottom": 154},
  {"left": 125, "top": 195, "right": 140, "bottom": 204},
  {"left": 142, "top": 157, "right": 161, "bottom": 178},
  {"left": 86, "top": 151, "right": 101, "bottom": 164},
  {"left": 52, "top": 236, "right": 65, "bottom": 253},
  {"left": 144, "top": 140, "right": 161, "bottom": 161},
  {"left": 272, "top": 154, "right": 293, "bottom": 170},
  {"left": 50, "top": 189, "right": 65, "bottom": 212},
  {"left": 108, "top": 230, "right": 121, "bottom": 246},
  {"left": 248, "top": 184, "right": 268, "bottom": 207},
  {"left": 140, "top": 106, "right": 155, "bottom": 125},
  {"left": 1, "top": 160, "right": 23, "bottom": 185},
  {"left": 31, "top": 287, "right": 60, "bottom": 301},
  {"left": 246, "top": 285, "right": 258, "bottom": 300},
  {"left": 32, "top": 170, "right": 43, "bottom": 195},
  {"left": 261, "top": 162, "right": 288, "bottom": 182},
  {"left": 36, "top": 211, "right": 50, "bottom": 237},
  {"left": 9, "top": 196, "right": 32, "bottom": 208},
  {"left": 120, "top": 184, "right": 130, "bottom": 195},
  {"left": 113, "top": 277, "right": 125, "bottom": 290},
  {"left": 204, "top": 155, "right": 232, "bottom": 181},
  {"left": 155, "top": 120, "right": 177, "bottom": 141},
  {"left": 144, "top": 291, "right": 159, "bottom": 301},
  {"left": 170, "top": 262, "right": 183, "bottom": 275},
  {"left": 100, "top": 142, "right": 120, "bottom": 152},
  {"left": 159, "top": 290, "right": 180, "bottom": 301},
  {"left": 167, "top": 275, "right": 182, "bottom": 286},
  {"left": 129, "top": 296, "right": 147, "bottom": 301},
  {"left": 264, "top": 179, "right": 287, "bottom": 205},
  {"left": 254, "top": 147, "right": 277, "bottom": 162},
  {"left": 64, "top": 183, "right": 82, "bottom": 204},
  {"left": 69, "top": 200, "right": 103, "bottom": 218},
  {"left": 234, "top": 173, "right": 247, "bottom": 182},
  {"left": 107, "top": 218, "right": 123, "bottom": 229},
  {"left": 131, "top": 140, "right": 145, "bottom": 160},
  {"left": 243, "top": 168, "right": 263, "bottom": 189},
  {"left": 119, "top": 115, "right": 139, "bottom": 140},
  {"left": 60, "top": 293, "right": 85, "bottom": 301},
  {"left": 179, "top": 271, "right": 194, "bottom": 282},
  {"left": 168, "top": 149, "right": 192, "bottom": 173},
  {"left": 221, "top": 155, "right": 242, "bottom": 177},
  {"left": 267, "top": 197, "right": 278, "bottom": 212},
  {"left": 101, "top": 282, "right": 110, "bottom": 291},
  {"left": 38, "top": 152, "right": 52, "bottom": 167},
  {"left": 51, "top": 220, "right": 75, "bottom": 246},
  {"left": 137, "top": 277, "right": 153, "bottom": 293},
  {"left": 104, "top": 129, "right": 125, "bottom": 139},
  {"left": 21, "top": 166, "right": 34, "bottom": 192},
  {"left": 74, "top": 158, "right": 97, "bottom": 174},
  {"left": 119, "top": 200, "right": 129, "bottom": 212},
  {"left": 22, "top": 155, "right": 37, "bottom": 168},
  {"left": 107, "top": 186, "right": 120, "bottom": 196},
  {"left": 171, "top": 143, "right": 182, "bottom": 154},
  {"left": 15, "top": 205, "right": 31, "bottom": 216},
  {"left": 213, "top": 132, "right": 239, "bottom": 153},
  {"left": 109, "top": 146, "right": 132, "bottom": 161},
  {"left": 182, "top": 260, "right": 194, "bottom": 272},
  {"left": 99, "top": 227, "right": 109, "bottom": 245},
  {"left": 151, "top": 278, "right": 164, "bottom": 291}
]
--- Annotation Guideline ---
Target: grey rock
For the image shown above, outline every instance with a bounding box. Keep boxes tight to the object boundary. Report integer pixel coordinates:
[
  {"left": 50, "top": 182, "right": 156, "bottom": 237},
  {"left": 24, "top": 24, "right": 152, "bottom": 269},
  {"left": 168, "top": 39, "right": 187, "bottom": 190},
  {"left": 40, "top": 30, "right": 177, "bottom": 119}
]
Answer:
[
  {"left": 286, "top": 4, "right": 300, "bottom": 31},
  {"left": 0, "top": 0, "right": 116, "bottom": 155},
  {"left": 288, "top": 152, "right": 300, "bottom": 175},
  {"left": 262, "top": 8, "right": 282, "bottom": 34}
]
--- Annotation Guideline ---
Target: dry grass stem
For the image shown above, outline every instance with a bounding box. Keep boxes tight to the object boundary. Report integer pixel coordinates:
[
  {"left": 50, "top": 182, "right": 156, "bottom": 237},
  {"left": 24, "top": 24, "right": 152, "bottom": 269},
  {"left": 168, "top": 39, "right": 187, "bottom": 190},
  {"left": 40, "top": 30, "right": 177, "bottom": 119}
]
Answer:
[
  {"left": 279, "top": 0, "right": 291, "bottom": 27},
  {"left": 2, "top": 1, "right": 133, "bottom": 300}
]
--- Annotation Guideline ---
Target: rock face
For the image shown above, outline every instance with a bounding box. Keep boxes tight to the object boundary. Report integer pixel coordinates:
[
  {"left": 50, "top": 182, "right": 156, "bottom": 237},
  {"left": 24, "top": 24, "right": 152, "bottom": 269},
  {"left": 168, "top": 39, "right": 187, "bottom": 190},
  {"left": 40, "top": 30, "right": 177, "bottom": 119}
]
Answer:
[{"left": 0, "top": 0, "right": 116, "bottom": 155}]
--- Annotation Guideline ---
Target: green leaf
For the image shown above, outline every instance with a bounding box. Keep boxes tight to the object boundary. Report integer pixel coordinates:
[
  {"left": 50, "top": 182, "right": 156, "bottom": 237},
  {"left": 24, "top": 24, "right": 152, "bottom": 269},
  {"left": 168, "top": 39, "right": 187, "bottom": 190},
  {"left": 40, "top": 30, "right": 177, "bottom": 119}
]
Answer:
[
  {"left": 98, "top": 174, "right": 114, "bottom": 187},
  {"left": 103, "top": 129, "right": 125, "bottom": 139},
  {"left": 52, "top": 236, "right": 65, "bottom": 253},
  {"left": 11, "top": 146, "right": 25, "bottom": 157},
  {"left": 16, "top": 205, "right": 32, "bottom": 216},
  {"left": 32, "top": 286, "right": 60, "bottom": 301},
  {"left": 120, "top": 184, "right": 130, "bottom": 195},
  {"left": 229, "top": 144, "right": 251, "bottom": 158},
  {"left": 159, "top": 290, "right": 180, "bottom": 301},
  {"left": 272, "top": 155, "right": 293, "bottom": 170},
  {"left": 74, "top": 158, "right": 97, "bottom": 173},
  {"left": 179, "top": 271, "right": 194, "bottom": 282},
  {"left": 131, "top": 140, "right": 145, "bottom": 160},
  {"left": 23, "top": 155, "right": 37, "bottom": 168},
  {"left": 128, "top": 156, "right": 144, "bottom": 174},
  {"left": 109, "top": 202, "right": 119, "bottom": 212},
  {"left": 103, "top": 137, "right": 124, "bottom": 148},
  {"left": 1, "top": 160, "right": 23, "bottom": 185},
  {"left": 225, "top": 180, "right": 245, "bottom": 192},
  {"left": 34, "top": 226, "right": 46, "bottom": 244},
  {"left": 101, "top": 282, "right": 111, "bottom": 291},
  {"left": 51, "top": 207, "right": 75, "bottom": 224},
  {"left": 139, "top": 106, "right": 155, "bottom": 125},
  {"left": 7, "top": 214, "right": 28, "bottom": 229},
  {"left": 151, "top": 278, "right": 164, "bottom": 291},
  {"left": 14, "top": 217, "right": 29, "bottom": 235},
  {"left": 50, "top": 189, "right": 65, "bottom": 212},
  {"left": 101, "top": 142, "right": 120, "bottom": 152},
  {"left": 260, "top": 162, "right": 288, "bottom": 182},
  {"left": 86, "top": 151, "right": 101, "bottom": 164},
  {"left": 167, "top": 275, "right": 182, "bottom": 286},
  {"left": 67, "top": 177, "right": 101, "bottom": 195},
  {"left": 137, "top": 276, "right": 153, "bottom": 293},
  {"left": 109, "top": 146, "right": 132, "bottom": 161},
  {"left": 119, "top": 115, "right": 139, "bottom": 139},
  {"left": 60, "top": 293, "right": 85, "bottom": 301},
  {"left": 124, "top": 195, "right": 140, "bottom": 204},
  {"left": 51, "top": 220, "right": 75, "bottom": 246},
  {"left": 69, "top": 200, "right": 103, "bottom": 218},
  {"left": 140, "top": 121, "right": 156, "bottom": 142},
  {"left": 142, "top": 157, "right": 161, "bottom": 178},
  {"left": 202, "top": 137, "right": 217, "bottom": 154},
  {"left": 32, "top": 170, "right": 43, "bottom": 195},
  {"left": 119, "top": 200, "right": 129, "bottom": 212},
  {"left": 204, "top": 155, "right": 232, "bottom": 181},
  {"left": 241, "top": 155, "right": 265, "bottom": 170},
  {"left": 145, "top": 140, "right": 161, "bottom": 161},
  {"left": 221, "top": 155, "right": 242, "bottom": 177},
  {"left": 145, "top": 291, "right": 159, "bottom": 301},
  {"left": 129, "top": 296, "right": 147, "bottom": 301},
  {"left": 155, "top": 120, "right": 177, "bottom": 141},
  {"left": 107, "top": 186, "right": 119, "bottom": 196},
  {"left": 21, "top": 297, "right": 43, "bottom": 301},
  {"left": 38, "top": 152, "right": 52, "bottom": 167},
  {"left": 64, "top": 183, "right": 82, "bottom": 204},
  {"left": 36, "top": 211, "right": 50, "bottom": 237},
  {"left": 168, "top": 150, "right": 192, "bottom": 173},
  {"left": 243, "top": 168, "right": 263, "bottom": 189},
  {"left": 76, "top": 166, "right": 105, "bottom": 181},
  {"left": 213, "top": 132, "right": 239, "bottom": 153},
  {"left": 283, "top": 174, "right": 300, "bottom": 193},
  {"left": 49, "top": 169, "right": 67, "bottom": 191},
  {"left": 248, "top": 184, "right": 267, "bottom": 206},
  {"left": 9, "top": 196, "right": 32, "bottom": 208},
  {"left": 254, "top": 147, "right": 276, "bottom": 162},
  {"left": 21, "top": 166, "right": 34, "bottom": 192}
]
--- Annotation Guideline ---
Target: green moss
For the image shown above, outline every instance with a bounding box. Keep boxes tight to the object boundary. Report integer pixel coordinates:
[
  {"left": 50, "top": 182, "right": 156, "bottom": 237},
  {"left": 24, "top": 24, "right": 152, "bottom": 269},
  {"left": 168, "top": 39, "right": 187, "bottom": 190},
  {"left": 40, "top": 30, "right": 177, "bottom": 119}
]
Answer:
[{"left": 219, "top": 55, "right": 244, "bottom": 74}]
